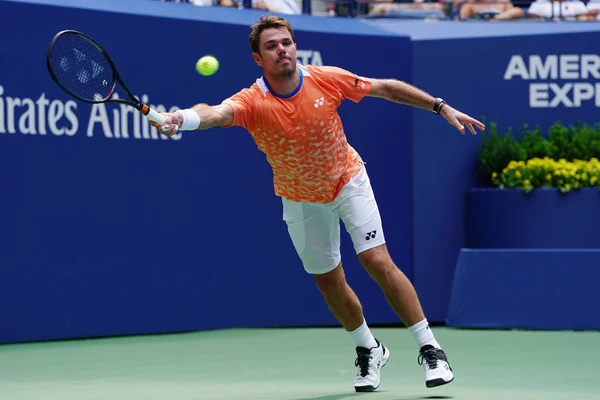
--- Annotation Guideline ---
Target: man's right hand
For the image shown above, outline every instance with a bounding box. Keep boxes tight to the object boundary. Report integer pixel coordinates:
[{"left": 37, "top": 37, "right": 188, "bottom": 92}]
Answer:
[{"left": 149, "top": 112, "right": 182, "bottom": 136}]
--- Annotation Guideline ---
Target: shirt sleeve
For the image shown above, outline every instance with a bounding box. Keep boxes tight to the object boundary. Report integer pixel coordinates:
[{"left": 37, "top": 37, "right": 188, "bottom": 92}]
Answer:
[
  {"left": 317, "top": 66, "right": 373, "bottom": 103},
  {"left": 221, "top": 87, "right": 255, "bottom": 131}
]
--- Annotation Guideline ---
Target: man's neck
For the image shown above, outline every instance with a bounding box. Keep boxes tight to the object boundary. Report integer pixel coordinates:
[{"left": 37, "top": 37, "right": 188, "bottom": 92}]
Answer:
[{"left": 264, "top": 68, "right": 300, "bottom": 96}]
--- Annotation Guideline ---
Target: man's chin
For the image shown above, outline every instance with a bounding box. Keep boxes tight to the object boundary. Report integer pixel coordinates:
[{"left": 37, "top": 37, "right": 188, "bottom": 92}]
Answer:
[{"left": 279, "top": 63, "right": 296, "bottom": 79}]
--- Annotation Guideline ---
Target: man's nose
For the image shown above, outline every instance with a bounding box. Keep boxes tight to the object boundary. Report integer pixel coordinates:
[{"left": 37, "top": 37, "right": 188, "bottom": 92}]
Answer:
[{"left": 277, "top": 44, "right": 286, "bottom": 54}]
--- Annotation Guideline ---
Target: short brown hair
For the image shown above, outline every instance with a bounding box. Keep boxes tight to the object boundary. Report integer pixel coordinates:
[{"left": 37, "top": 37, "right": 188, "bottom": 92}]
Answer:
[{"left": 249, "top": 15, "right": 295, "bottom": 54}]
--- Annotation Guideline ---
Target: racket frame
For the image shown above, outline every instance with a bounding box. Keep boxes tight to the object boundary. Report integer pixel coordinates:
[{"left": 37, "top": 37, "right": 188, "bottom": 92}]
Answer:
[{"left": 46, "top": 30, "right": 163, "bottom": 123}]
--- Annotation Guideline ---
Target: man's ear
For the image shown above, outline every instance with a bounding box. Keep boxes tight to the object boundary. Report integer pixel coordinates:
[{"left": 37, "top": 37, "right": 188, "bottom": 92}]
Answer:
[{"left": 252, "top": 52, "right": 263, "bottom": 67}]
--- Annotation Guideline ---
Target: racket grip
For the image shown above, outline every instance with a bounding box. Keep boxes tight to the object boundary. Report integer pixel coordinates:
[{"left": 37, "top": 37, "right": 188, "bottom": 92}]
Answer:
[{"left": 145, "top": 107, "right": 165, "bottom": 124}]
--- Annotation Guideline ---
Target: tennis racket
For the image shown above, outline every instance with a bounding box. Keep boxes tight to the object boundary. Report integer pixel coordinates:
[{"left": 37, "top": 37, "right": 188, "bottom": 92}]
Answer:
[{"left": 46, "top": 30, "right": 165, "bottom": 125}]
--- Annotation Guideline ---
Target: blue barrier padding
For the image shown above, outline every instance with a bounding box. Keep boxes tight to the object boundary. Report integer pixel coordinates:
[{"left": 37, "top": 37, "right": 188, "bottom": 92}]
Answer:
[
  {"left": 447, "top": 248, "right": 600, "bottom": 330},
  {"left": 467, "top": 188, "right": 600, "bottom": 248}
]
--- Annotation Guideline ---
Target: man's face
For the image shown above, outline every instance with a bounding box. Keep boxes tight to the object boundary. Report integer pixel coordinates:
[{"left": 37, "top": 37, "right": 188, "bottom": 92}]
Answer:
[{"left": 254, "top": 27, "right": 297, "bottom": 79}]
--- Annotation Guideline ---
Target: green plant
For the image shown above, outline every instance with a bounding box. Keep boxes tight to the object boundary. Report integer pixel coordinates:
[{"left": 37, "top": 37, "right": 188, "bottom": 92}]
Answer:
[
  {"left": 547, "top": 121, "right": 600, "bottom": 161},
  {"left": 479, "top": 120, "right": 600, "bottom": 191},
  {"left": 547, "top": 122, "right": 571, "bottom": 160},
  {"left": 567, "top": 122, "right": 600, "bottom": 161},
  {"left": 517, "top": 124, "right": 554, "bottom": 160},
  {"left": 478, "top": 122, "right": 526, "bottom": 178}
]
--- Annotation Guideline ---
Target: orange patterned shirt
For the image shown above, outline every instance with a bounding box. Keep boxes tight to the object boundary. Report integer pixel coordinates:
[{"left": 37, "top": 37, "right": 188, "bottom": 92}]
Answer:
[{"left": 222, "top": 65, "right": 372, "bottom": 204}]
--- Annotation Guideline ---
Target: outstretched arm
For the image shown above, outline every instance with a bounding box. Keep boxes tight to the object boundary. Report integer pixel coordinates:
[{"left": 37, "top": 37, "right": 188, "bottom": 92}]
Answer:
[
  {"left": 151, "top": 103, "right": 234, "bottom": 136},
  {"left": 366, "top": 78, "right": 485, "bottom": 135}
]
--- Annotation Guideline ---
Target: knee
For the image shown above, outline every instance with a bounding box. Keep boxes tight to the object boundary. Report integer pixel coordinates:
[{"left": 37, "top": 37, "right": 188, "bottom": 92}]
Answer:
[
  {"left": 315, "top": 263, "right": 346, "bottom": 295},
  {"left": 358, "top": 245, "right": 394, "bottom": 281}
]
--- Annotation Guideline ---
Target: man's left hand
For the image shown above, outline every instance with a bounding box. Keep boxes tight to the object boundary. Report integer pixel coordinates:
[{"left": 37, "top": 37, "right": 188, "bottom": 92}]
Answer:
[{"left": 440, "top": 105, "right": 485, "bottom": 135}]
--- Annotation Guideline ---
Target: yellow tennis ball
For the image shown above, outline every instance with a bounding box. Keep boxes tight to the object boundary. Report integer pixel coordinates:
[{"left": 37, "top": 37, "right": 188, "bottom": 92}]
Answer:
[{"left": 196, "top": 55, "right": 219, "bottom": 76}]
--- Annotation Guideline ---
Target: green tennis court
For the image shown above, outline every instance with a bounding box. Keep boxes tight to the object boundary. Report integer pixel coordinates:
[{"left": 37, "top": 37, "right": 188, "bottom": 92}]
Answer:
[{"left": 1, "top": 327, "right": 598, "bottom": 400}]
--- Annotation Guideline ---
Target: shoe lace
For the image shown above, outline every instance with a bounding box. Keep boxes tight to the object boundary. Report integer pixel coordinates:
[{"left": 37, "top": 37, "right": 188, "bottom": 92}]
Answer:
[
  {"left": 418, "top": 348, "right": 438, "bottom": 369},
  {"left": 355, "top": 350, "right": 372, "bottom": 377}
]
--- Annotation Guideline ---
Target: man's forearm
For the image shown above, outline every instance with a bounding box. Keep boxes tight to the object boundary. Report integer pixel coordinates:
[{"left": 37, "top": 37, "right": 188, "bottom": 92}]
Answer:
[
  {"left": 381, "top": 79, "right": 437, "bottom": 111},
  {"left": 173, "top": 103, "right": 230, "bottom": 130},
  {"left": 190, "top": 103, "right": 221, "bottom": 130}
]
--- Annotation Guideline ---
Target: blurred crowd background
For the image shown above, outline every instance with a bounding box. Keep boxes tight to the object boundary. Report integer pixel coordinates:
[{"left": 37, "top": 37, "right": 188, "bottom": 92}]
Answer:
[{"left": 159, "top": 0, "right": 600, "bottom": 21}]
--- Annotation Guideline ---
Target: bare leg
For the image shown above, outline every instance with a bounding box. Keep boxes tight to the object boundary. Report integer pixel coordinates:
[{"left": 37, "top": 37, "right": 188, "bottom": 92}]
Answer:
[
  {"left": 314, "top": 262, "right": 365, "bottom": 331},
  {"left": 357, "top": 244, "right": 425, "bottom": 326}
]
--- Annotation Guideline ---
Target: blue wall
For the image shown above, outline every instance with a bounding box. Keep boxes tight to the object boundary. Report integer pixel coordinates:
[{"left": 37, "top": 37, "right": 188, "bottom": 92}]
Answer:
[
  {"left": 0, "top": 0, "right": 412, "bottom": 343},
  {"left": 1, "top": 0, "right": 600, "bottom": 343}
]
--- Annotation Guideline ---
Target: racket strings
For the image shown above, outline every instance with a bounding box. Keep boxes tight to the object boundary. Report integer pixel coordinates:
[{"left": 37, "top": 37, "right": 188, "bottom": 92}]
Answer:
[{"left": 49, "top": 32, "right": 115, "bottom": 102}]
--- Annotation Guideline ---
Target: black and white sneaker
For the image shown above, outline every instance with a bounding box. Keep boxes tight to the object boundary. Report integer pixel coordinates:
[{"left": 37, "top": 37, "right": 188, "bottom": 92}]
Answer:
[
  {"left": 418, "top": 345, "right": 454, "bottom": 388},
  {"left": 353, "top": 339, "right": 390, "bottom": 392}
]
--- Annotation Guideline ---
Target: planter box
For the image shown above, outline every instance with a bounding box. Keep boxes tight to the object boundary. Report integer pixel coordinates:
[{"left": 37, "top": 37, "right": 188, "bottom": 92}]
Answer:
[
  {"left": 466, "top": 188, "right": 600, "bottom": 248},
  {"left": 447, "top": 248, "right": 600, "bottom": 330}
]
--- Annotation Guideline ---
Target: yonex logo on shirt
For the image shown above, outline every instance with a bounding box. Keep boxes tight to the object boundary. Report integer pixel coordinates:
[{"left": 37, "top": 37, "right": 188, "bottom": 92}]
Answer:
[
  {"left": 354, "top": 77, "right": 366, "bottom": 90},
  {"left": 365, "top": 230, "right": 377, "bottom": 240},
  {"left": 314, "top": 97, "right": 324, "bottom": 108}
]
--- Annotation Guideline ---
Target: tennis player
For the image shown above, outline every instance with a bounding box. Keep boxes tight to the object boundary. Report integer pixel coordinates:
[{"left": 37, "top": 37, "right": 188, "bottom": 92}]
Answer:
[{"left": 152, "top": 15, "right": 484, "bottom": 393}]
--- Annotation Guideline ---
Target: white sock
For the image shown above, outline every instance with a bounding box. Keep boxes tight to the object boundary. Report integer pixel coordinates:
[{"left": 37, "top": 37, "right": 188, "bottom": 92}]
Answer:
[
  {"left": 348, "top": 320, "right": 378, "bottom": 349},
  {"left": 408, "top": 319, "right": 440, "bottom": 349}
]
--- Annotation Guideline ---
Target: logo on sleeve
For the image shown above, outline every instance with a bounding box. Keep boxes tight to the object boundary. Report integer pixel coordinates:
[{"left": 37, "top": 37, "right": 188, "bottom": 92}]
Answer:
[{"left": 354, "top": 76, "right": 366, "bottom": 90}]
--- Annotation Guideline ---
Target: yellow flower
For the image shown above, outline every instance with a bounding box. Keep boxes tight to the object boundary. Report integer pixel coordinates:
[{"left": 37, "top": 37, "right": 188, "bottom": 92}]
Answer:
[
  {"left": 498, "top": 157, "right": 600, "bottom": 192},
  {"left": 492, "top": 172, "right": 498, "bottom": 179}
]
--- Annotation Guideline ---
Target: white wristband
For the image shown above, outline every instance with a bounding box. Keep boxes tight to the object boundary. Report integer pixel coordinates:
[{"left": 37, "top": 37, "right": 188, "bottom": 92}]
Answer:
[{"left": 176, "top": 109, "right": 201, "bottom": 131}]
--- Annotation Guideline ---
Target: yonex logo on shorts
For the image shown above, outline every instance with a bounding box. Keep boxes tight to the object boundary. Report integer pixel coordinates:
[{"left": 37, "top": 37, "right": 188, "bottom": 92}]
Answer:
[{"left": 365, "top": 230, "right": 377, "bottom": 240}]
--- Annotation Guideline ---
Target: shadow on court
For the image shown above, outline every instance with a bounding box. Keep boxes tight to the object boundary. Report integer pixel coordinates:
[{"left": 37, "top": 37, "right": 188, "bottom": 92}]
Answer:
[{"left": 292, "top": 394, "right": 453, "bottom": 400}]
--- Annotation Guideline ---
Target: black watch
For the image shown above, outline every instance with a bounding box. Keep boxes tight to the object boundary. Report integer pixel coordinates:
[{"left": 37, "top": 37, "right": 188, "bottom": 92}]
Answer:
[{"left": 433, "top": 98, "right": 447, "bottom": 114}]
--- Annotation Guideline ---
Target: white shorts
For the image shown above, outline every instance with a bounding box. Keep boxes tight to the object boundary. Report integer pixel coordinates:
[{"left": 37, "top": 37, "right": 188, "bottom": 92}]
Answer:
[{"left": 282, "top": 166, "right": 386, "bottom": 274}]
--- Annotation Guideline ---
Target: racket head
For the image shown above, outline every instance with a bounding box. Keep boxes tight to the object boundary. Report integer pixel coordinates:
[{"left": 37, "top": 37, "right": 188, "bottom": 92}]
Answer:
[{"left": 46, "top": 30, "right": 119, "bottom": 105}]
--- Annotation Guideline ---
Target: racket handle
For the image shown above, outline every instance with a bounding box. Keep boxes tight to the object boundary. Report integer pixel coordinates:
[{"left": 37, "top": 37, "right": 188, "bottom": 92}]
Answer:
[{"left": 145, "top": 107, "right": 165, "bottom": 124}]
